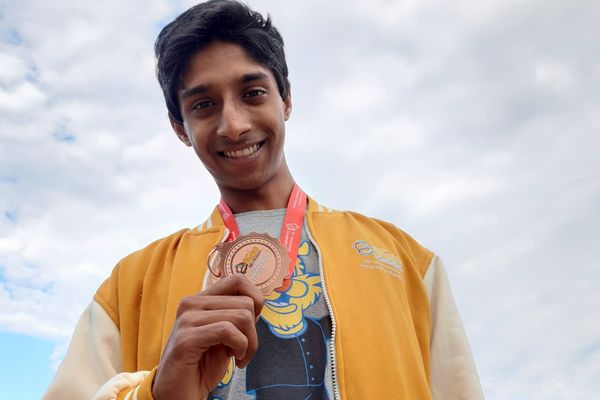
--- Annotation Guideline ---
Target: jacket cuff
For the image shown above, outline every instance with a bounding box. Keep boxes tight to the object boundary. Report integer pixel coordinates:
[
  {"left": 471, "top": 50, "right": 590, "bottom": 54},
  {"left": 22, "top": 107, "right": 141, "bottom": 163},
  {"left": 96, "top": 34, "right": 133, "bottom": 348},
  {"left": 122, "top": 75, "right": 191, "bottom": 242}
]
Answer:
[{"left": 114, "top": 368, "right": 157, "bottom": 400}]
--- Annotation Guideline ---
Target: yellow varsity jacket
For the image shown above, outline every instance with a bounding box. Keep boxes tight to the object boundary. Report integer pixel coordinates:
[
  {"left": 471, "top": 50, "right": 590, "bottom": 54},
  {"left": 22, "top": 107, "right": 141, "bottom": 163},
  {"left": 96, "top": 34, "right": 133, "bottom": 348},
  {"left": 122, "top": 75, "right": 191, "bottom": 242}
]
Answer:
[{"left": 44, "top": 199, "right": 483, "bottom": 399}]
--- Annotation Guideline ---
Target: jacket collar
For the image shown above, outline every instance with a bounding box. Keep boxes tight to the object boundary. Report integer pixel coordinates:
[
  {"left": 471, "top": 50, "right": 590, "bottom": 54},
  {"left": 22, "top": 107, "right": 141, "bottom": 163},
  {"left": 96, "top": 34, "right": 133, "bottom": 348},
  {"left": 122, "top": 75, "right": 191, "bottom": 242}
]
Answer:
[{"left": 198, "top": 196, "right": 330, "bottom": 233}]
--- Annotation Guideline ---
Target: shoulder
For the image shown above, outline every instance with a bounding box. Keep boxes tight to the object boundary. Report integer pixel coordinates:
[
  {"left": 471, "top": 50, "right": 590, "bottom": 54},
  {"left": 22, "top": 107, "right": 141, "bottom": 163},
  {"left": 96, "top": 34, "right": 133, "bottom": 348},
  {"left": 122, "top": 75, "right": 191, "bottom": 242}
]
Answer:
[
  {"left": 93, "top": 228, "right": 194, "bottom": 325},
  {"left": 118, "top": 228, "right": 192, "bottom": 268},
  {"left": 309, "top": 207, "right": 435, "bottom": 277}
]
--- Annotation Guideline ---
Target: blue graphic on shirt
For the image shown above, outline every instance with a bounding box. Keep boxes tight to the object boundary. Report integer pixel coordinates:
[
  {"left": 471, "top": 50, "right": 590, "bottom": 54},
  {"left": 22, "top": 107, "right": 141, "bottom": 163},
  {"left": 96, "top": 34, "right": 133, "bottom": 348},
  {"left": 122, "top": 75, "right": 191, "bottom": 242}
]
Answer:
[
  {"left": 252, "top": 240, "right": 330, "bottom": 399},
  {"left": 260, "top": 241, "right": 322, "bottom": 338}
]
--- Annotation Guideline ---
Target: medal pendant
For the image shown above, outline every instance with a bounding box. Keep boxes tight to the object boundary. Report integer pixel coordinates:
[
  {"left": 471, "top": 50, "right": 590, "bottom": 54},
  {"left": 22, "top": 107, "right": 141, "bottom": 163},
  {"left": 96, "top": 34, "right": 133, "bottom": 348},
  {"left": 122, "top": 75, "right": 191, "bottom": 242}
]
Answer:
[{"left": 207, "top": 233, "right": 289, "bottom": 295}]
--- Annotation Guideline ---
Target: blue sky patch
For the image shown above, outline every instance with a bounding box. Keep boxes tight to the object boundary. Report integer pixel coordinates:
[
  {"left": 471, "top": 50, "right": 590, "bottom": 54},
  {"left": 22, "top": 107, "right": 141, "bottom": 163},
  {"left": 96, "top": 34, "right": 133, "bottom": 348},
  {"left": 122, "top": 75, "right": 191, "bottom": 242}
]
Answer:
[
  {"left": 1, "top": 28, "right": 22, "bottom": 46},
  {"left": 4, "top": 210, "right": 17, "bottom": 222},
  {"left": 0, "top": 331, "right": 55, "bottom": 398},
  {"left": 52, "top": 128, "right": 76, "bottom": 143}
]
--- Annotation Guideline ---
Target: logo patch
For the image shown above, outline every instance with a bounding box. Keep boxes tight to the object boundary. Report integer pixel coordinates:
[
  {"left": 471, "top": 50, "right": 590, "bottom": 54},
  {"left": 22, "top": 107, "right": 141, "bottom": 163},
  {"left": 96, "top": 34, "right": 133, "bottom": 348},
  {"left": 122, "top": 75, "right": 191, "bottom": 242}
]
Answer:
[{"left": 353, "top": 240, "right": 403, "bottom": 279}]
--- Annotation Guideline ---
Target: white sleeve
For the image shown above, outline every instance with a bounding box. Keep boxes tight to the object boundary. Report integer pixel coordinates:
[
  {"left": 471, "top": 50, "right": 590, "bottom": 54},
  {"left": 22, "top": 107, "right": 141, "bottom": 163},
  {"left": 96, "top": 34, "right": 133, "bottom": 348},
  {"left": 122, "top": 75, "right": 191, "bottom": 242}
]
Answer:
[
  {"left": 423, "top": 255, "right": 484, "bottom": 400},
  {"left": 43, "top": 300, "right": 149, "bottom": 400}
]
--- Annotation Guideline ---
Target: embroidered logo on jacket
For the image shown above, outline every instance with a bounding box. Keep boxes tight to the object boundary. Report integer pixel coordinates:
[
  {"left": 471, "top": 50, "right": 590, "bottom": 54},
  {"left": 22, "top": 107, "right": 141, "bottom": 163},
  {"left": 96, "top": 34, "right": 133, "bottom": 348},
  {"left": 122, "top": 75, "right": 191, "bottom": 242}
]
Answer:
[{"left": 353, "top": 240, "right": 403, "bottom": 279}]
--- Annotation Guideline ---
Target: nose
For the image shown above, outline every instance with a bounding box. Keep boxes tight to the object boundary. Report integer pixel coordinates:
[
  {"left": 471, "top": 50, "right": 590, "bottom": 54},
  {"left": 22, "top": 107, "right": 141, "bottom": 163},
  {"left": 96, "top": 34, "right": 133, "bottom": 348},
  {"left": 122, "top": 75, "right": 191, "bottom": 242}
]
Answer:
[{"left": 216, "top": 99, "right": 252, "bottom": 140}]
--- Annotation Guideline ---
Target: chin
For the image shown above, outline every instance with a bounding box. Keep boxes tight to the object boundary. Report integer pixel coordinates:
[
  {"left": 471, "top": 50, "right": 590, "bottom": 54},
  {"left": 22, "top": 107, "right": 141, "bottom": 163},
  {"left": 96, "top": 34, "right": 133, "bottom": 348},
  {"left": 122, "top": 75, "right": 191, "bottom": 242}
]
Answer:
[{"left": 222, "top": 174, "right": 272, "bottom": 192}]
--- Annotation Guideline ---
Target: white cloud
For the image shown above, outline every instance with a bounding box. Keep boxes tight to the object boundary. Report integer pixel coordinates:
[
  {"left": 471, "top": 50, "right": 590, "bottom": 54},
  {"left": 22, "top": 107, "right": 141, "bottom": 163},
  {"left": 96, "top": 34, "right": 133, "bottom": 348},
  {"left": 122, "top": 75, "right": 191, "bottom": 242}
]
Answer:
[
  {"left": 0, "top": 80, "right": 46, "bottom": 112},
  {"left": 1, "top": 0, "right": 599, "bottom": 399},
  {"left": 534, "top": 62, "right": 574, "bottom": 91},
  {"left": 0, "top": 51, "right": 28, "bottom": 84}
]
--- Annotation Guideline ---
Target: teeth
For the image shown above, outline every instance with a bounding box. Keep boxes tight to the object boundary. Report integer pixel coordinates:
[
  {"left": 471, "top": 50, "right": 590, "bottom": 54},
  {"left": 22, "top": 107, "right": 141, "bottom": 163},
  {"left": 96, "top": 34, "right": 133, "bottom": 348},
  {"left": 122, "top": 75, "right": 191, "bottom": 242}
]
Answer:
[{"left": 224, "top": 144, "right": 260, "bottom": 159}]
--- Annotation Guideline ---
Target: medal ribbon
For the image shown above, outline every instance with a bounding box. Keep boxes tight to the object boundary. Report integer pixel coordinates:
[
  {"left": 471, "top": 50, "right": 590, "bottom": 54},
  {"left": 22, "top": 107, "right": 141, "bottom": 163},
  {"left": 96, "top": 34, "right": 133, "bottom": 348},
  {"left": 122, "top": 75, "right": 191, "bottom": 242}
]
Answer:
[{"left": 218, "top": 183, "right": 307, "bottom": 283}]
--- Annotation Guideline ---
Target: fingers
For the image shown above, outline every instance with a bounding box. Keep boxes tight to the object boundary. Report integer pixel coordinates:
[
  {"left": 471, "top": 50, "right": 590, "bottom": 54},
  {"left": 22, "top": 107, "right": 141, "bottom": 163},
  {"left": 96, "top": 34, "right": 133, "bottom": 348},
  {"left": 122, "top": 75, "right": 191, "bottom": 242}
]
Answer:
[
  {"left": 181, "top": 309, "right": 259, "bottom": 363},
  {"left": 181, "top": 321, "right": 250, "bottom": 361},
  {"left": 170, "top": 275, "right": 264, "bottom": 368},
  {"left": 155, "top": 278, "right": 265, "bottom": 399},
  {"left": 201, "top": 275, "right": 264, "bottom": 317},
  {"left": 154, "top": 322, "right": 249, "bottom": 399},
  {"left": 177, "top": 295, "right": 256, "bottom": 319}
]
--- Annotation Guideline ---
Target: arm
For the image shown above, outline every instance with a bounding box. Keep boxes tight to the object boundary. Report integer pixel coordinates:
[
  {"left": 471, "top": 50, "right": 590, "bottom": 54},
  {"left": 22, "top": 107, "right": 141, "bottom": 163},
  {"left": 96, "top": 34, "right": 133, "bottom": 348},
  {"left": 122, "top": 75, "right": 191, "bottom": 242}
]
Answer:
[
  {"left": 43, "top": 301, "right": 151, "bottom": 400},
  {"left": 423, "top": 255, "right": 484, "bottom": 399},
  {"left": 44, "top": 275, "right": 263, "bottom": 400}
]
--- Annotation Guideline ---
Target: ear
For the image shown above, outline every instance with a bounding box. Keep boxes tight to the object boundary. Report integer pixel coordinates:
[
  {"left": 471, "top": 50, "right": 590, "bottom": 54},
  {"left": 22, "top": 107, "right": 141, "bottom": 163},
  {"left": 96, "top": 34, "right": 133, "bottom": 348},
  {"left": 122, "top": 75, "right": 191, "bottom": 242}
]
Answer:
[
  {"left": 169, "top": 113, "right": 191, "bottom": 147},
  {"left": 283, "top": 90, "right": 292, "bottom": 121}
]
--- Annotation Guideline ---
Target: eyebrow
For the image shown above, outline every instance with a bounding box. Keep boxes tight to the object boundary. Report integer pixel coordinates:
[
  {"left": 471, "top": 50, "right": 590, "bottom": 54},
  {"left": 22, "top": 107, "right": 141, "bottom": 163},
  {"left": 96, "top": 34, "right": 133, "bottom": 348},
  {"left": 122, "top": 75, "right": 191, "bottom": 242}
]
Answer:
[
  {"left": 180, "top": 71, "right": 270, "bottom": 100},
  {"left": 240, "top": 71, "right": 269, "bottom": 84},
  {"left": 180, "top": 84, "right": 209, "bottom": 100}
]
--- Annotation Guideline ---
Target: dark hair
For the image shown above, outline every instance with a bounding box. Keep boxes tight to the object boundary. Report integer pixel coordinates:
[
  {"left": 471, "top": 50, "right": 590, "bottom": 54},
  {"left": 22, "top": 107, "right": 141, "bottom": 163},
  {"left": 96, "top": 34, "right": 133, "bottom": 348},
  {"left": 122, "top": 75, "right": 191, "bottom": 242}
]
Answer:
[{"left": 154, "top": 0, "right": 290, "bottom": 123}]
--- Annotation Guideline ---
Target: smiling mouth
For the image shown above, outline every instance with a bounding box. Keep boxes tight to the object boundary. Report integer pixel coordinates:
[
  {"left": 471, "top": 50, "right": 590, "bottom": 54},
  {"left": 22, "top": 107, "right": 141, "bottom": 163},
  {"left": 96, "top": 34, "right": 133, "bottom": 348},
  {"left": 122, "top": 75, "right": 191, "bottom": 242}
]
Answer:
[{"left": 220, "top": 141, "right": 264, "bottom": 159}]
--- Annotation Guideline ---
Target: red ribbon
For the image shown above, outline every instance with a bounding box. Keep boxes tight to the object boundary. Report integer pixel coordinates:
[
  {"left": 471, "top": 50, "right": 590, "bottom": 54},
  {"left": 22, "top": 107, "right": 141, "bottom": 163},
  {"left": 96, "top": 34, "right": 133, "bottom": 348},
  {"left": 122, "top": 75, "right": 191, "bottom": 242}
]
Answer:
[{"left": 217, "top": 183, "right": 307, "bottom": 289}]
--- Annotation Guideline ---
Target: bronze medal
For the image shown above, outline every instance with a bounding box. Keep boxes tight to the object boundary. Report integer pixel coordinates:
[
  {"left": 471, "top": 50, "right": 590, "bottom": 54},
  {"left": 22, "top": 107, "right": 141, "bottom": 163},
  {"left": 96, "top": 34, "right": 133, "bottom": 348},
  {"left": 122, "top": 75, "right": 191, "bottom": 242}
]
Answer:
[{"left": 207, "top": 232, "right": 288, "bottom": 295}]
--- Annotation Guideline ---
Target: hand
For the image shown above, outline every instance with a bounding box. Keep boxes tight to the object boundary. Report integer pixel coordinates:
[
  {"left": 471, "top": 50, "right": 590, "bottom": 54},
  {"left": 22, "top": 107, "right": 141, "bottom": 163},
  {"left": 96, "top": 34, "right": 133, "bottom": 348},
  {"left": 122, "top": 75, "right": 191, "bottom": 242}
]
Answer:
[{"left": 152, "top": 275, "right": 264, "bottom": 400}]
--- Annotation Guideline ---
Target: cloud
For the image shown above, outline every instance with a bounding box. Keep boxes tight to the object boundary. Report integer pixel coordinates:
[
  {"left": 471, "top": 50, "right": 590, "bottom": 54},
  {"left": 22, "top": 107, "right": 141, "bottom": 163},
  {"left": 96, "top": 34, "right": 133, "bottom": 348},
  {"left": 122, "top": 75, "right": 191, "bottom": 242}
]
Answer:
[
  {"left": 1, "top": 0, "right": 599, "bottom": 398},
  {"left": 0, "top": 51, "right": 29, "bottom": 84}
]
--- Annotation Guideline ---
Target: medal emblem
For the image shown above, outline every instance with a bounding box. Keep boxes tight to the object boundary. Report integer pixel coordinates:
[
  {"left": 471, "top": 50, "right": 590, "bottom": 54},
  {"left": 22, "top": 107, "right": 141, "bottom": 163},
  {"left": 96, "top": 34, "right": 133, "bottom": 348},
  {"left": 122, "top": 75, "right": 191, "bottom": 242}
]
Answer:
[{"left": 208, "top": 233, "right": 289, "bottom": 295}]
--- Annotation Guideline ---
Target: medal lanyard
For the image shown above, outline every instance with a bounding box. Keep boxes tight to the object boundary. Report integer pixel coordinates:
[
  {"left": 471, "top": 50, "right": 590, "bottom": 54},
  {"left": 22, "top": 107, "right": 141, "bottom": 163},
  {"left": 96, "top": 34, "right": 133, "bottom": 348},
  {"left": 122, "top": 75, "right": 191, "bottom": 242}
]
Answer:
[{"left": 217, "top": 183, "right": 307, "bottom": 278}]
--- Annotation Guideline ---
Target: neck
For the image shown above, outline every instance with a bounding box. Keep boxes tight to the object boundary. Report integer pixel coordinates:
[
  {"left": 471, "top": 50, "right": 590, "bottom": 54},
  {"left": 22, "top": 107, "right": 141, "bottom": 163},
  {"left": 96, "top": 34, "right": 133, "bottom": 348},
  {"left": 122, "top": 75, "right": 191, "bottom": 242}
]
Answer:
[{"left": 219, "top": 166, "right": 295, "bottom": 213}]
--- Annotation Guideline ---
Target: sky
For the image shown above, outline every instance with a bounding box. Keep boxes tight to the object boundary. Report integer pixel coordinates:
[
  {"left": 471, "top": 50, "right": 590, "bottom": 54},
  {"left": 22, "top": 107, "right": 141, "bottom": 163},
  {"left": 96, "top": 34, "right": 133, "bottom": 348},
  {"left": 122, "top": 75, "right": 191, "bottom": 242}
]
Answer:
[{"left": 0, "top": 0, "right": 599, "bottom": 398}]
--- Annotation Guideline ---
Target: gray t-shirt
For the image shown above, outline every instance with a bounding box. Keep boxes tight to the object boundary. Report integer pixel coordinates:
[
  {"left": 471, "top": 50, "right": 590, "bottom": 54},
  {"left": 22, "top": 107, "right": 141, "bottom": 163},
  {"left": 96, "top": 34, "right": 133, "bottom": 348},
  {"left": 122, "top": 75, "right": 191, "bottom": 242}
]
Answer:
[{"left": 208, "top": 209, "right": 333, "bottom": 400}]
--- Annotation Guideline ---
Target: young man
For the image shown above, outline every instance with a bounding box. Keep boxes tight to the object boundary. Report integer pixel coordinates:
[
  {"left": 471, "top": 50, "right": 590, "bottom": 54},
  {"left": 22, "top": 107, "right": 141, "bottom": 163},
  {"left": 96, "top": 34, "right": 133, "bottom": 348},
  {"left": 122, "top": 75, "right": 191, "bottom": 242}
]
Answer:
[{"left": 44, "top": 1, "right": 483, "bottom": 399}]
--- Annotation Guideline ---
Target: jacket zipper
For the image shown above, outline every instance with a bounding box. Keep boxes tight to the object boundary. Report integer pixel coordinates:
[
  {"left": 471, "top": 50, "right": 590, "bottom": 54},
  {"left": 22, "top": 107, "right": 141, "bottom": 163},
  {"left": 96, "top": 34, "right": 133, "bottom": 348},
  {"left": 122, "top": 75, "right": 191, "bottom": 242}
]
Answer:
[{"left": 306, "top": 220, "right": 341, "bottom": 400}]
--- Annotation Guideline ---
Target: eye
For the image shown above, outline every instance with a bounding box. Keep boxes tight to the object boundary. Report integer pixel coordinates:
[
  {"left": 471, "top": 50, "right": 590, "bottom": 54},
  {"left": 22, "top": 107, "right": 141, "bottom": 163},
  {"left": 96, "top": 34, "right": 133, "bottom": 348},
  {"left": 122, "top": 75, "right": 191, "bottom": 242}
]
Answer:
[
  {"left": 192, "top": 100, "right": 215, "bottom": 110},
  {"left": 244, "top": 89, "right": 266, "bottom": 98}
]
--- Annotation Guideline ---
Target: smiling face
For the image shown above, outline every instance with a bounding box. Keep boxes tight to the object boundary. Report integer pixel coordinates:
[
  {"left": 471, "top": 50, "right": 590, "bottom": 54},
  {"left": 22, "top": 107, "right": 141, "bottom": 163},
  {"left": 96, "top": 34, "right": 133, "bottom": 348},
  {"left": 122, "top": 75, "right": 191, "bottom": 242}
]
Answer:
[{"left": 171, "top": 40, "right": 292, "bottom": 196}]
